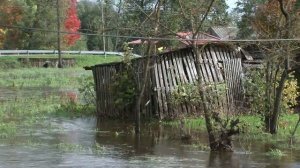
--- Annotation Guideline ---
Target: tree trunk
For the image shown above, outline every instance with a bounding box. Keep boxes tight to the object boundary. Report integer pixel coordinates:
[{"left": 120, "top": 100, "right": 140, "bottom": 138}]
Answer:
[
  {"left": 189, "top": 0, "right": 234, "bottom": 151},
  {"left": 267, "top": 0, "right": 291, "bottom": 134},
  {"left": 265, "top": 62, "right": 271, "bottom": 132},
  {"left": 56, "top": 0, "right": 63, "bottom": 68},
  {"left": 135, "top": 0, "right": 161, "bottom": 135},
  {"left": 135, "top": 43, "right": 152, "bottom": 134},
  {"left": 291, "top": 114, "right": 300, "bottom": 136},
  {"left": 270, "top": 68, "right": 288, "bottom": 134},
  {"left": 193, "top": 47, "right": 219, "bottom": 150}
]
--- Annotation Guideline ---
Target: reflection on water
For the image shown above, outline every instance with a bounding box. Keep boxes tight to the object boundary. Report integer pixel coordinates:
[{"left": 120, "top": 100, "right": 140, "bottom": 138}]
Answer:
[
  {"left": 0, "top": 118, "right": 299, "bottom": 168},
  {"left": 0, "top": 86, "right": 300, "bottom": 167}
]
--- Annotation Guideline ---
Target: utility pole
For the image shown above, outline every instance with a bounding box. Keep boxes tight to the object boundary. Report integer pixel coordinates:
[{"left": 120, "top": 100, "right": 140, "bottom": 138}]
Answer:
[
  {"left": 56, "top": 0, "right": 63, "bottom": 68},
  {"left": 101, "top": 0, "right": 106, "bottom": 58}
]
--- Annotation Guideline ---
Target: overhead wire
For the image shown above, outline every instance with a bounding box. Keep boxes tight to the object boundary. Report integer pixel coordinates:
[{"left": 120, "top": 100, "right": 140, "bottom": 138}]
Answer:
[
  {"left": 1, "top": 24, "right": 300, "bottom": 43},
  {"left": 1, "top": 0, "right": 300, "bottom": 43}
]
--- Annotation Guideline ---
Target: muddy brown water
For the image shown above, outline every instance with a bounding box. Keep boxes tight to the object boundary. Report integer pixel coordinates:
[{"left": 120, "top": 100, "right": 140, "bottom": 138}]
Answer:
[
  {"left": 0, "top": 118, "right": 299, "bottom": 168},
  {"left": 0, "top": 87, "right": 300, "bottom": 167}
]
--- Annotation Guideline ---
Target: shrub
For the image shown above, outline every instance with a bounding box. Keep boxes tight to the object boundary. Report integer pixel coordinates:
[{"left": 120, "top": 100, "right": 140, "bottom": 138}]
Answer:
[
  {"left": 110, "top": 44, "right": 136, "bottom": 111},
  {"left": 244, "top": 70, "right": 299, "bottom": 114},
  {"left": 78, "top": 75, "right": 96, "bottom": 106}
]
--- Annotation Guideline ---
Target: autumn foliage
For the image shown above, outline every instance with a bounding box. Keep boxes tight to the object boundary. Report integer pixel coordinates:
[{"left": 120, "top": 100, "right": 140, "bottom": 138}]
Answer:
[
  {"left": 0, "top": 29, "right": 5, "bottom": 48},
  {"left": 0, "top": 0, "right": 24, "bottom": 48},
  {"left": 64, "top": 0, "right": 81, "bottom": 46},
  {"left": 0, "top": 1, "right": 23, "bottom": 25},
  {"left": 253, "top": 0, "right": 300, "bottom": 38}
]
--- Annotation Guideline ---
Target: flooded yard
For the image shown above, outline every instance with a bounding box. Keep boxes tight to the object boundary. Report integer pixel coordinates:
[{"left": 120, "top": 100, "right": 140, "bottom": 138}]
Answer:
[
  {"left": 0, "top": 117, "right": 300, "bottom": 168},
  {"left": 0, "top": 68, "right": 300, "bottom": 168}
]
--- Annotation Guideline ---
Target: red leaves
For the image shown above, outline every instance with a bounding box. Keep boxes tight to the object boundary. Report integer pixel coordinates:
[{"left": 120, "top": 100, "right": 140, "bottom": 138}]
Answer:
[
  {"left": 64, "top": 0, "right": 81, "bottom": 46},
  {"left": 0, "top": 1, "right": 23, "bottom": 25}
]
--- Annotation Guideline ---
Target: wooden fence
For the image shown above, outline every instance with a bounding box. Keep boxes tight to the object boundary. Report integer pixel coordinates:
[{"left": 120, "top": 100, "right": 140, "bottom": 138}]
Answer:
[{"left": 90, "top": 44, "right": 245, "bottom": 120}]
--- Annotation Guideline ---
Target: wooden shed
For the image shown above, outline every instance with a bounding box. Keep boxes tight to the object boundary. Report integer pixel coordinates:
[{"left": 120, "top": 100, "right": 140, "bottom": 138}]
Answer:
[{"left": 88, "top": 44, "right": 245, "bottom": 120}]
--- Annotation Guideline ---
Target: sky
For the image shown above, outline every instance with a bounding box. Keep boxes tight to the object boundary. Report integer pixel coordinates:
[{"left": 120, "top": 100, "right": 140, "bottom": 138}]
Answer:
[{"left": 226, "top": 0, "right": 238, "bottom": 11}]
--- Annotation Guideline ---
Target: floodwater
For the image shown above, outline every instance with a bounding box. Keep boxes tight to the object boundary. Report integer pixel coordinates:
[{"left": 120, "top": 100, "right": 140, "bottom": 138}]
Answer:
[
  {"left": 1, "top": 88, "right": 300, "bottom": 167},
  {"left": 0, "top": 87, "right": 61, "bottom": 101},
  {"left": 0, "top": 117, "right": 299, "bottom": 168}
]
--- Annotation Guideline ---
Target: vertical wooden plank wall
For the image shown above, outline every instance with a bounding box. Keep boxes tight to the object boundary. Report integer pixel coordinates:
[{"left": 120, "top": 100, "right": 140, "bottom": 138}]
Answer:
[
  {"left": 93, "top": 64, "right": 119, "bottom": 118},
  {"left": 223, "top": 58, "right": 244, "bottom": 111},
  {"left": 92, "top": 45, "right": 245, "bottom": 119}
]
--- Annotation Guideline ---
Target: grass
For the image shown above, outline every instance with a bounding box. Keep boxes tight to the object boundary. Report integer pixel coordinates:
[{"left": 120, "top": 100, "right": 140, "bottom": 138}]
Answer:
[
  {"left": 73, "top": 55, "right": 121, "bottom": 67},
  {"left": 265, "top": 149, "right": 286, "bottom": 157},
  {"left": 0, "top": 56, "right": 21, "bottom": 69},
  {"left": 163, "top": 114, "right": 300, "bottom": 144},
  {"left": 56, "top": 143, "right": 87, "bottom": 153},
  {"left": 0, "top": 54, "right": 122, "bottom": 88},
  {"left": 0, "top": 54, "right": 114, "bottom": 139},
  {"left": 56, "top": 142, "right": 105, "bottom": 154},
  {"left": 0, "top": 54, "right": 122, "bottom": 69},
  {"left": 190, "top": 142, "right": 210, "bottom": 151},
  {"left": 238, "top": 114, "right": 300, "bottom": 142},
  {"left": 162, "top": 117, "right": 206, "bottom": 130},
  {"left": 0, "top": 123, "right": 17, "bottom": 138},
  {"left": 0, "top": 68, "right": 91, "bottom": 88}
]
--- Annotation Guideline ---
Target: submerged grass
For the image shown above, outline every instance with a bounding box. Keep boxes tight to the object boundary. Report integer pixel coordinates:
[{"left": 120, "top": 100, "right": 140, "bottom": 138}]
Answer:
[
  {"left": 163, "top": 114, "right": 300, "bottom": 147},
  {"left": 56, "top": 142, "right": 105, "bottom": 154},
  {"left": 0, "top": 55, "right": 112, "bottom": 139},
  {"left": 0, "top": 68, "right": 89, "bottom": 88},
  {"left": 0, "top": 96, "right": 93, "bottom": 120},
  {"left": 265, "top": 149, "right": 286, "bottom": 158},
  {"left": 238, "top": 114, "right": 300, "bottom": 143},
  {"left": 1, "top": 54, "right": 300, "bottom": 155},
  {"left": 56, "top": 143, "right": 87, "bottom": 153},
  {"left": 0, "top": 122, "right": 17, "bottom": 138},
  {"left": 162, "top": 117, "right": 206, "bottom": 130}
]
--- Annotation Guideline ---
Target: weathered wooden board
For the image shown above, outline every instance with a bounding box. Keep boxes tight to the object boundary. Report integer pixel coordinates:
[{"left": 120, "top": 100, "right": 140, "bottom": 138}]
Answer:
[
  {"left": 91, "top": 45, "right": 245, "bottom": 119},
  {"left": 223, "top": 58, "right": 244, "bottom": 111}
]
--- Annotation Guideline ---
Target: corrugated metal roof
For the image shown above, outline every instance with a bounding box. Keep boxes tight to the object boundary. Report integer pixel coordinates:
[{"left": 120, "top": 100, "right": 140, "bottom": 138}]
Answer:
[
  {"left": 127, "top": 32, "right": 220, "bottom": 46},
  {"left": 176, "top": 31, "right": 220, "bottom": 45},
  {"left": 128, "top": 39, "right": 159, "bottom": 45},
  {"left": 209, "top": 27, "right": 238, "bottom": 40}
]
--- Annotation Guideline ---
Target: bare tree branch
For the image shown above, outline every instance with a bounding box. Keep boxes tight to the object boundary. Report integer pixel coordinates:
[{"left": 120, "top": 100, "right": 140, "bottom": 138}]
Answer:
[
  {"left": 131, "top": 0, "right": 178, "bottom": 37},
  {"left": 193, "top": 0, "right": 215, "bottom": 38}
]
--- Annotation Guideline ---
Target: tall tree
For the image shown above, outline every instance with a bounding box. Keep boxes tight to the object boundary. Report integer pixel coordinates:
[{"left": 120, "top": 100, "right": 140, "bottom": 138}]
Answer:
[
  {"left": 27, "top": 0, "right": 68, "bottom": 49},
  {"left": 134, "top": 0, "right": 162, "bottom": 134},
  {"left": 64, "top": 0, "right": 81, "bottom": 46},
  {"left": 0, "top": 0, "right": 35, "bottom": 49},
  {"left": 234, "top": 0, "right": 266, "bottom": 39},
  {"left": 252, "top": 0, "right": 300, "bottom": 134},
  {"left": 0, "top": 29, "right": 4, "bottom": 48},
  {"left": 78, "top": 0, "right": 117, "bottom": 50},
  {"left": 128, "top": 0, "right": 240, "bottom": 151},
  {"left": 173, "top": 0, "right": 241, "bottom": 151}
]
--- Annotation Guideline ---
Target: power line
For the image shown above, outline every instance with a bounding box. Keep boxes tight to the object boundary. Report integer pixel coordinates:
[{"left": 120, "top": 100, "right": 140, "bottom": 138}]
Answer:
[{"left": 1, "top": 24, "right": 300, "bottom": 43}]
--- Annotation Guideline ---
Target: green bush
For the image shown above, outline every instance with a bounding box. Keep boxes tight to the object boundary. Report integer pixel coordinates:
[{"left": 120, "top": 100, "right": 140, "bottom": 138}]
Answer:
[
  {"left": 170, "top": 83, "right": 201, "bottom": 106},
  {"left": 110, "top": 44, "right": 136, "bottom": 111},
  {"left": 170, "top": 82, "right": 227, "bottom": 107},
  {"left": 78, "top": 75, "right": 96, "bottom": 106},
  {"left": 244, "top": 70, "right": 299, "bottom": 114}
]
